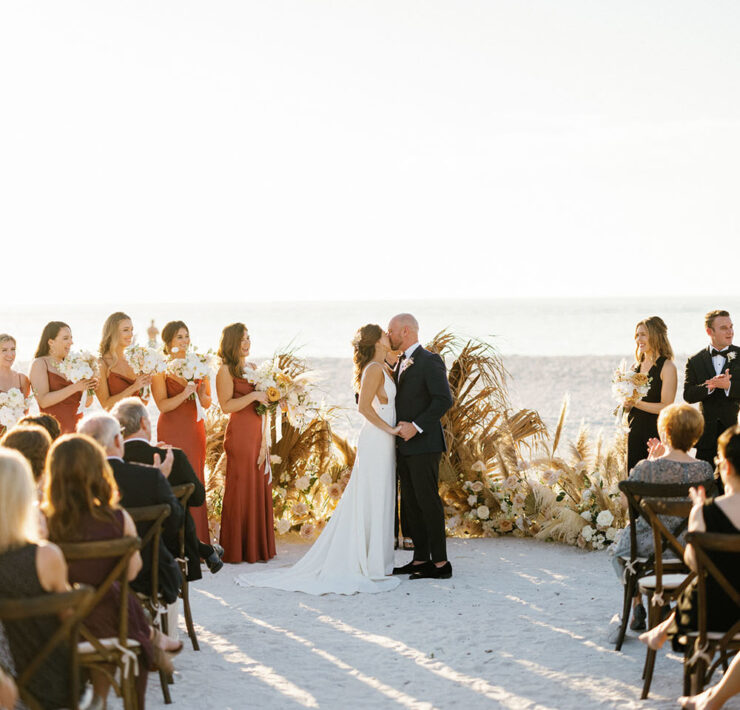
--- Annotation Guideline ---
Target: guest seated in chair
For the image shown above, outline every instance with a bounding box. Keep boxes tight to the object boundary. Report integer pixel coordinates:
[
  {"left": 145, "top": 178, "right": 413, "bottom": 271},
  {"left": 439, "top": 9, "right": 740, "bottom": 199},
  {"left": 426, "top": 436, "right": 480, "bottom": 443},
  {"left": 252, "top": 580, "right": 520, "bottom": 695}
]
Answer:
[
  {"left": 77, "top": 414, "right": 184, "bottom": 605},
  {"left": 0, "top": 448, "right": 72, "bottom": 710},
  {"left": 112, "top": 397, "right": 223, "bottom": 576},
  {"left": 639, "top": 425, "right": 740, "bottom": 653},
  {"left": 612, "top": 403, "right": 714, "bottom": 631}
]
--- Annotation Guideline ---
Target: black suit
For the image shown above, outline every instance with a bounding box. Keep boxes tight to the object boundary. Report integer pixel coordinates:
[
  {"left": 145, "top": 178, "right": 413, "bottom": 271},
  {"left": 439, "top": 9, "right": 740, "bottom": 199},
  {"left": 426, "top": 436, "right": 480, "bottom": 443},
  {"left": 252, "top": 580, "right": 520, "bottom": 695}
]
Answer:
[
  {"left": 123, "top": 438, "right": 212, "bottom": 581},
  {"left": 684, "top": 345, "right": 740, "bottom": 464},
  {"left": 394, "top": 346, "right": 453, "bottom": 563},
  {"left": 107, "top": 458, "right": 183, "bottom": 604}
]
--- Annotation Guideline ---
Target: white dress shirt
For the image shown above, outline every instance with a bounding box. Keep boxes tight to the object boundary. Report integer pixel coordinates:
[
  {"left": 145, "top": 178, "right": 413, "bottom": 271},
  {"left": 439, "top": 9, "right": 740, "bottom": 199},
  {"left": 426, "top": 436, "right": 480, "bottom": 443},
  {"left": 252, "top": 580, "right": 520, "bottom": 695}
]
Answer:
[{"left": 709, "top": 345, "right": 731, "bottom": 397}]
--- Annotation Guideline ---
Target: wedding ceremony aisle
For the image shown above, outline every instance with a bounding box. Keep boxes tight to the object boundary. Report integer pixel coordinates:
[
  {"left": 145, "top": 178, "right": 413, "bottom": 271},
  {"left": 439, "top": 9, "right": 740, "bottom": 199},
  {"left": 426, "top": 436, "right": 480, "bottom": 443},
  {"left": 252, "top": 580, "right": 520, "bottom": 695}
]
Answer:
[{"left": 129, "top": 537, "right": 719, "bottom": 710}]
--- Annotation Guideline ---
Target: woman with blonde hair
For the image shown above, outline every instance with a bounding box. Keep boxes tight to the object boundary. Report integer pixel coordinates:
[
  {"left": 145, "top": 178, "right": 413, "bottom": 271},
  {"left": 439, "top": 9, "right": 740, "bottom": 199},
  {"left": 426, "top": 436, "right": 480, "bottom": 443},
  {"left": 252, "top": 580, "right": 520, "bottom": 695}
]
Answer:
[
  {"left": 95, "top": 311, "right": 151, "bottom": 410},
  {"left": 0, "top": 333, "right": 30, "bottom": 403},
  {"left": 152, "top": 320, "right": 211, "bottom": 541},
  {"left": 0, "top": 448, "right": 72, "bottom": 709},
  {"left": 29, "top": 322, "right": 97, "bottom": 435},
  {"left": 215, "top": 322, "right": 274, "bottom": 563},
  {"left": 626, "top": 316, "right": 678, "bottom": 472}
]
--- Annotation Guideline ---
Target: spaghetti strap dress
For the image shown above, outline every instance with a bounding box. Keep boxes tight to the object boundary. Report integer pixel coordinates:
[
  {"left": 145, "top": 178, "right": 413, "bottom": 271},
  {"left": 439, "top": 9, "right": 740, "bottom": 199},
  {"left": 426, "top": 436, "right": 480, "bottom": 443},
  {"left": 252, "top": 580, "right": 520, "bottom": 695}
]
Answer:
[
  {"left": 40, "top": 361, "right": 82, "bottom": 435},
  {"left": 156, "top": 375, "right": 208, "bottom": 541},
  {"left": 627, "top": 356, "right": 666, "bottom": 472},
  {"left": 219, "top": 376, "right": 276, "bottom": 563}
]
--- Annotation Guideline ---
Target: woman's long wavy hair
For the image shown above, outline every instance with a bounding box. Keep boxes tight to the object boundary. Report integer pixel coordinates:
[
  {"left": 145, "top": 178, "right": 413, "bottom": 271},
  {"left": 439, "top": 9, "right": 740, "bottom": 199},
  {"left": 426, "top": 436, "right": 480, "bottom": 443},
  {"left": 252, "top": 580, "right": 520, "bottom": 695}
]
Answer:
[
  {"left": 161, "top": 320, "right": 189, "bottom": 357},
  {"left": 34, "top": 321, "right": 70, "bottom": 358},
  {"left": 634, "top": 316, "right": 674, "bottom": 363},
  {"left": 352, "top": 324, "right": 383, "bottom": 393},
  {"left": 218, "top": 323, "right": 247, "bottom": 379},
  {"left": 99, "top": 311, "right": 132, "bottom": 368},
  {"left": 43, "top": 434, "right": 119, "bottom": 543}
]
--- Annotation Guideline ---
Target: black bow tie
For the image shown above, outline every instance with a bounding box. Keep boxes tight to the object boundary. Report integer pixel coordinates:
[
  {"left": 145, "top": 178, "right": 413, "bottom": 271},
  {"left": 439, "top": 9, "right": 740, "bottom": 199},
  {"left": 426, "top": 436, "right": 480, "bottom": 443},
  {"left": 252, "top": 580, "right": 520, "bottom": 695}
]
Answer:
[
  {"left": 711, "top": 348, "right": 728, "bottom": 358},
  {"left": 398, "top": 353, "right": 406, "bottom": 362}
]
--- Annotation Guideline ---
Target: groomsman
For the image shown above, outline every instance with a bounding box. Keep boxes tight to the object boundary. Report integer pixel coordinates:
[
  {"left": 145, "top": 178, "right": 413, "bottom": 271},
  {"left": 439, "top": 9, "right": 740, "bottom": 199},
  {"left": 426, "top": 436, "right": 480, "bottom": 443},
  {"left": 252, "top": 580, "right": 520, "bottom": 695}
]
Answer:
[{"left": 684, "top": 309, "right": 740, "bottom": 466}]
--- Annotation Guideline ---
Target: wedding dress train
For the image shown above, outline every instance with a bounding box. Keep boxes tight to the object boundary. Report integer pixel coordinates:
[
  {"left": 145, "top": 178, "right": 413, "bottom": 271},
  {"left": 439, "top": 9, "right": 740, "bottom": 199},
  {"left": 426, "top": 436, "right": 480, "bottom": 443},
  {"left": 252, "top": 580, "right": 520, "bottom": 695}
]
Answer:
[{"left": 235, "top": 364, "right": 400, "bottom": 595}]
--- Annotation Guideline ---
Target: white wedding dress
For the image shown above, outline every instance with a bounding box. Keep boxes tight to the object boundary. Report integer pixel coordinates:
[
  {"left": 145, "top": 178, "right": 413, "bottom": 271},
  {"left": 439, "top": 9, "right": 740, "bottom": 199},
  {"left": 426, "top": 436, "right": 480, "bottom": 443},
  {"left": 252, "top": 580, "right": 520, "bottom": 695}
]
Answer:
[{"left": 235, "top": 363, "right": 401, "bottom": 595}]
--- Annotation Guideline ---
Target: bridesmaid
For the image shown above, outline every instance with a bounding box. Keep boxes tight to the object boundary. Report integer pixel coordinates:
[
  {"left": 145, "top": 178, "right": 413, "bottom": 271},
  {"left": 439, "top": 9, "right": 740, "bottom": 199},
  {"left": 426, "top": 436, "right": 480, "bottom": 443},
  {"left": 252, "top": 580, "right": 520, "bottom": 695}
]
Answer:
[
  {"left": 28, "top": 322, "right": 96, "bottom": 435},
  {"left": 96, "top": 312, "right": 151, "bottom": 410},
  {"left": 216, "top": 323, "right": 275, "bottom": 564},
  {"left": 625, "top": 316, "right": 677, "bottom": 471},
  {"left": 0, "top": 334, "right": 31, "bottom": 398},
  {"left": 152, "top": 320, "right": 211, "bottom": 542}
]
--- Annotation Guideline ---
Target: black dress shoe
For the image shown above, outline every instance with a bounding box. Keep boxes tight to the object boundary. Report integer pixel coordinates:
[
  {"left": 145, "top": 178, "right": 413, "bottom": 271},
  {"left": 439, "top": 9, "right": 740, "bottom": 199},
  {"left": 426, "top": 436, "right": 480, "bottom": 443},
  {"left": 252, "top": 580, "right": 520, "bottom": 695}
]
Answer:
[
  {"left": 206, "top": 551, "right": 224, "bottom": 574},
  {"left": 392, "top": 561, "right": 428, "bottom": 575},
  {"left": 409, "top": 561, "right": 452, "bottom": 580},
  {"left": 212, "top": 543, "right": 225, "bottom": 558}
]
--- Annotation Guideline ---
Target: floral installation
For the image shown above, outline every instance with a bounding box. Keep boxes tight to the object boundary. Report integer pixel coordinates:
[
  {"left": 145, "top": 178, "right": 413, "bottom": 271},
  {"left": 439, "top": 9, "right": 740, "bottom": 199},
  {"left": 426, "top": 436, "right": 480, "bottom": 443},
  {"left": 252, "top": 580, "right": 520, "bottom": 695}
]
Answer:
[
  {"left": 0, "top": 388, "right": 33, "bottom": 435},
  {"left": 124, "top": 344, "right": 167, "bottom": 399},
  {"left": 166, "top": 348, "right": 216, "bottom": 421},
  {"left": 56, "top": 350, "right": 99, "bottom": 414},
  {"left": 611, "top": 360, "right": 651, "bottom": 422}
]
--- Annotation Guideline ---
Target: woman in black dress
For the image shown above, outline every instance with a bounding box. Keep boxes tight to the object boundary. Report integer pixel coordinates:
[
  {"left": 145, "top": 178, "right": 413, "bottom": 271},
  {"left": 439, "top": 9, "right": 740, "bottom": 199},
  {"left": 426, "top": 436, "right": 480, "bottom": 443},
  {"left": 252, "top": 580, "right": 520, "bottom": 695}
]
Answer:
[{"left": 626, "top": 316, "right": 677, "bottom": 472}]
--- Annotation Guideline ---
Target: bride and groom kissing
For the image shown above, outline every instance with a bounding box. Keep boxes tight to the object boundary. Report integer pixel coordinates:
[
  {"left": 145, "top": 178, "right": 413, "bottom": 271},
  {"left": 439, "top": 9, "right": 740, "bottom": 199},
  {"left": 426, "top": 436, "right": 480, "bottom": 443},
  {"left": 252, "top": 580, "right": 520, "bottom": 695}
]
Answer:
[{"left": 236, "top": 313, "right": 453, "bottom": 595}]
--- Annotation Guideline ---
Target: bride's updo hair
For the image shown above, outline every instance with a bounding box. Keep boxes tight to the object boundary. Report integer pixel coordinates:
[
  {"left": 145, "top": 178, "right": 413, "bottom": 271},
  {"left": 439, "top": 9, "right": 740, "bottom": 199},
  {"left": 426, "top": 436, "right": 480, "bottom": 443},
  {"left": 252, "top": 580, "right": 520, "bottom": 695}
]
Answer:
[
  {"left": 634, "top": 316, "right": 674, "bottom": 363},
  {"left": 352, "top": 324, "right": 383, "bottom": 392}
]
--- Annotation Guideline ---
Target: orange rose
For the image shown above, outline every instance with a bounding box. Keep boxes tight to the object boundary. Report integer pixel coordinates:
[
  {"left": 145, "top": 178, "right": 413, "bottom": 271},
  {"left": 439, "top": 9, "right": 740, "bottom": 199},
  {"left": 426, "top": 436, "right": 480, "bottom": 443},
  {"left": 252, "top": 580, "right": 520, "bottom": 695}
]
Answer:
[{"left": 266, "top": 387, "right": 281, "bottom": 402}]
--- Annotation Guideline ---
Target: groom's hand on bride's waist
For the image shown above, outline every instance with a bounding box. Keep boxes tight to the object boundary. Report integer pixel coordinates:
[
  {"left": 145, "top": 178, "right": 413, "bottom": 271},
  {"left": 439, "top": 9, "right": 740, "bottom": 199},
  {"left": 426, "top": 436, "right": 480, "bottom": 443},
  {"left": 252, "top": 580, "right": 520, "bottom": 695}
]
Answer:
[{"left": 398, "top": 421, "right": 420, "bottom": 441}]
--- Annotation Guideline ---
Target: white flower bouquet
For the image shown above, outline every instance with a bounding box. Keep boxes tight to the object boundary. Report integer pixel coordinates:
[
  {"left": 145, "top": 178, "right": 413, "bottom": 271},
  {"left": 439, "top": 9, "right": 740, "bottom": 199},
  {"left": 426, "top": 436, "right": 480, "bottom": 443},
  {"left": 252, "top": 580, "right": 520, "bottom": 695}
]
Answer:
[
  {"left": 56, "top": 350, "right": 99, "bottom": 414},
  {"left": 611, "top": 360, "right": 651, "bottom": 421},
  {"left": 124, "top": 344, "right": 166, "bottom": 399},
  {"left": 166, "top": 349, "right": 215, "bottom": 421},
  {"left": 0, "top": 387, "right": 33, "bottom": 435}
]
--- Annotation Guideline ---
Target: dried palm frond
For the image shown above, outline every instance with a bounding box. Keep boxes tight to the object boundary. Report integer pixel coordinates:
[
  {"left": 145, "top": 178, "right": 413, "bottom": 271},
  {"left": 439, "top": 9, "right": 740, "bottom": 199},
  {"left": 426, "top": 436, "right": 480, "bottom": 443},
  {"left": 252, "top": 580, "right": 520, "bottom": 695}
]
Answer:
[
  {"left": 550, "top": 395, "right": 569, "bottom": 456},
  {"left": 536, "top": 507, "right": 586, "bottom": 544}
]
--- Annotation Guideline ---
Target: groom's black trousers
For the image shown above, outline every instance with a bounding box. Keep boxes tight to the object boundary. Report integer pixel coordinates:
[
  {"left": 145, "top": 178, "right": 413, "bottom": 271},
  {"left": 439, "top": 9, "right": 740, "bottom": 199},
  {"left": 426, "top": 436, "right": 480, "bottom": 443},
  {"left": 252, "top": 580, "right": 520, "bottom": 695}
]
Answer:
[{"left": 397, "top": 452, "right": 447, "bottom": 563}]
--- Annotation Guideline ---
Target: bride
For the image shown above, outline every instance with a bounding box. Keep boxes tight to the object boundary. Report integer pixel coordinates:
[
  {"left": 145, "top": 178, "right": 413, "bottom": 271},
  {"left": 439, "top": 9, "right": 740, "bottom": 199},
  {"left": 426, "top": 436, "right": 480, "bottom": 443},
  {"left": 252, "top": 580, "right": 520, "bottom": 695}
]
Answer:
[{"left": 235, "top": 324, "right": 402, "bottom": 595}]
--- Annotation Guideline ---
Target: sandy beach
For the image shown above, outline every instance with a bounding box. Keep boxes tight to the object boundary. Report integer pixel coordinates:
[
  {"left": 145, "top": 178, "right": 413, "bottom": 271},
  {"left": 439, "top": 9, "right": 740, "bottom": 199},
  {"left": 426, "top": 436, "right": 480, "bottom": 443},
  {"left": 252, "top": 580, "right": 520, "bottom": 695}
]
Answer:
[{"left": 115, "top": 536, "right": 732, "bottom": 710}]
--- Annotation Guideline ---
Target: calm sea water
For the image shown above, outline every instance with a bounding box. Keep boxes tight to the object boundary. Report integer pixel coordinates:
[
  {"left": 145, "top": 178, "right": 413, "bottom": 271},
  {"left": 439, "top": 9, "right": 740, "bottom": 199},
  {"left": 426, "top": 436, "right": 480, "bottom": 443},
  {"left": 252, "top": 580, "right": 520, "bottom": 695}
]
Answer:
[{"left": 3, "top": 296, "right": 738, "bottom": 360}]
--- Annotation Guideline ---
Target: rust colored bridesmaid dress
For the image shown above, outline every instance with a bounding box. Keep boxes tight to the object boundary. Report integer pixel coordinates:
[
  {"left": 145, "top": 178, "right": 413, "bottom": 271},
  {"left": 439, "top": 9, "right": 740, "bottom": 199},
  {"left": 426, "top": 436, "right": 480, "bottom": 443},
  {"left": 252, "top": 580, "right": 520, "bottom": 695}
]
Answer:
[
  {"left": 41, "top": 363, "right": 82, "bottom": 434},
  {"left": 219, "top": 377, "right": 276, "bottom": 564},
  {"left": 157, "top": 375, "right": 209, "bottom": 541},
  {"left": 107, "top": 371, "right": 136, "bottom": 398}
]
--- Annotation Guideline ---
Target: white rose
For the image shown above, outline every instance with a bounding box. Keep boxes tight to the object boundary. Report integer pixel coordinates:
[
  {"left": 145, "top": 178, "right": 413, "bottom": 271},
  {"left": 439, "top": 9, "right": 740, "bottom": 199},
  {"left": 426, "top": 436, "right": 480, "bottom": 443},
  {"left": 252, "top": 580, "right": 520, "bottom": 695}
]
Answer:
[
  {"left": 462, "top": 481, "right": 472, "bottom": 490},
  {"left": 276, "top": 518, "right": 291, "bottom": 535},
  {"left": 467, "top": 495, "right": 478, "bottom": 507},
  {"left": 581, "top": 511, "right": 592, "bottom": 521},
  {"left": 446, "top": 515, "right": 461, "bottom": 530},
  {"left": 476, "top": 505, "right": 490, "bottom": 520},
  {"left": 471, "top": 481, "right": 484, "bottom": 493},
  {"left": 581, "top": 525, "right": 594, "bottom": 541},
  {"left": 606, "top": 527, "right": 617, "bottom": 541},
  {"left": 319, "top": 472, "right": 333, "bottom": 487},
  {"left": 581, "top": 489, "right": 592, "bottom": 502},
  {"left": 471, "top": 460, "right": 486, "bottom": 473},
  {"left": 596, "top": 510, "right": 614, "bottom": 528},
  {"left": 295, "top": 476, "right": 311, "bottom": 492}
]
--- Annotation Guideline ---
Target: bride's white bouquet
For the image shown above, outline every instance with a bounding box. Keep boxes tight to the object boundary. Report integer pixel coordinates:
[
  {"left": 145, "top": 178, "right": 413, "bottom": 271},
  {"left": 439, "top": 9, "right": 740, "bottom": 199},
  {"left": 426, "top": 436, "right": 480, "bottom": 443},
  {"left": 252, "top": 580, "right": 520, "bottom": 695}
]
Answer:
[
  {"left": 243, "top": 358, "right": 319, "bottom": 431},
  {"left": 0, "top": 388, "right": 33, "bottom": 435},
  {"left": 56, "top": 350, "right": 99, "bottom": 414},
  {"left": 124, "top": 345, "right": 167, "bottom": 399},
  {"left": 611, "top": 360, "right": 651, "bottom": 422},
  {"left": 166, "top": 349, "right": 216, "bottom": 421}
]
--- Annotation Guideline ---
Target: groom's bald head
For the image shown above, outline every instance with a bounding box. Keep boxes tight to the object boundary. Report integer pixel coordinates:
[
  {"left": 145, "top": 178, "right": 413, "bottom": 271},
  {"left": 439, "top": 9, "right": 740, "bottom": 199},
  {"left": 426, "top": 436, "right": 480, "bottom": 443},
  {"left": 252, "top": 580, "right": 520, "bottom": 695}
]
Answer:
[{"left": 388, "top": 313, "right": 419, "bottom": 351}]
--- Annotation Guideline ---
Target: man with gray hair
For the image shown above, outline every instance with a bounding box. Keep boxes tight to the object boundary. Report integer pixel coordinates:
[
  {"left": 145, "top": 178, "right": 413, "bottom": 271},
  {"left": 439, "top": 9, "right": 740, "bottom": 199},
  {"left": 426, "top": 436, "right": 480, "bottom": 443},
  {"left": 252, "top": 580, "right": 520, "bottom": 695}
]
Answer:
[
  {"left": 387, "top": 313, "right": 453, "bottom": 580},
  {"left": 77, "top": 413, "right": 184, "bottom": 603},
  {"left": 111, "top": 397, "right": 223, "bottom": 576}
]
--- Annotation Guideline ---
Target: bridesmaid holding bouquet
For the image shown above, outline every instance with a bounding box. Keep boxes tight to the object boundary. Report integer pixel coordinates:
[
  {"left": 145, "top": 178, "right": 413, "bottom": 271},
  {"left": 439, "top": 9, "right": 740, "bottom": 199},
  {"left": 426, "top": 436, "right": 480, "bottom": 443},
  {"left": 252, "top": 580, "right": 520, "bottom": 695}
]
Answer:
[
  {"left": 96, "top": 312, "right": 152, "bottom": 410},
  {"left": 216, "top": 323, "right": 276, "bottom": 564},
  {"left": 152, "top": 321, "right": 211, "bottom": 541},
  {"left": 29, "top": 322, "right": 97, "bottom": 435},
  {"left": 0, "top": 334, "right": 31, "bottom": 397}
]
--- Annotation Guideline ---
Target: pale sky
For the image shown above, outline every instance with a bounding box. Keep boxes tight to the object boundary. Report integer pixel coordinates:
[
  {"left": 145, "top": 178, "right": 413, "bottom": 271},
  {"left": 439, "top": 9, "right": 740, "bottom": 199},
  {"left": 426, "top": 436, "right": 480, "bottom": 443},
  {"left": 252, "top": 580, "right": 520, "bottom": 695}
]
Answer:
[{"left": 1, "top": 1, "right": 738, "bottom": 304}]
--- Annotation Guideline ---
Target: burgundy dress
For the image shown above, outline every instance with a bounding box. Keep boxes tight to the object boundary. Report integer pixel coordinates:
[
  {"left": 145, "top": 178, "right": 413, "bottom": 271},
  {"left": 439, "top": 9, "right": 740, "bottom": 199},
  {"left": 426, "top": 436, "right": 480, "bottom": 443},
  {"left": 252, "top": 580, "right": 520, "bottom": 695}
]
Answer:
[
  {"left": 40, "top": 362, "right": 82, "bottom": 435},
  {"left": 107, "top": 371, "right": 144, "bottom": 401},
  {"left": 219, "top": 377, "right": 276, "bottom": 563},
  {"left": 157, "top": 375, "right": 208, "bottom": 541}
]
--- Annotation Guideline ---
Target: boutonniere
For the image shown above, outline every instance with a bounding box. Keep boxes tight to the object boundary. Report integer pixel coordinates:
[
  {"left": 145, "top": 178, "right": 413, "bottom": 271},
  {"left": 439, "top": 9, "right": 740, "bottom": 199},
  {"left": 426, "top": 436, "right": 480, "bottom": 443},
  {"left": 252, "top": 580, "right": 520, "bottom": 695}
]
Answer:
[
  {"left": 399, "top": 357, "right": 414, "bottom": 374},
  {"left": 728, "top": 352, "right": 736, "bottom": 363}
]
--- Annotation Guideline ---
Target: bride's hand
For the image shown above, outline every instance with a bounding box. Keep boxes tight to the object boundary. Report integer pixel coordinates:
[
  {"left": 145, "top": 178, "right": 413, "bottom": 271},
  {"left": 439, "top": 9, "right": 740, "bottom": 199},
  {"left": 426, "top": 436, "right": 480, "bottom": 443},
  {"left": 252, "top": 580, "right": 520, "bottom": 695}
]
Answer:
[{"left": 390, "top": 425, "right": 402, "bottom": 436}]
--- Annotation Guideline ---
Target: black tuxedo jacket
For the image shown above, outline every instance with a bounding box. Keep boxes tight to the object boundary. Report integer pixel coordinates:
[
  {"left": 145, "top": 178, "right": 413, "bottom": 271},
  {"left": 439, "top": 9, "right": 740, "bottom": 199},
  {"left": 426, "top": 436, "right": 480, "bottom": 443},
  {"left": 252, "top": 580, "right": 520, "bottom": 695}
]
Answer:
[
  {"left": 683, "top": 345, "right": 740, "bottom": 450},
  {"left": 123, "top": 439, "right": 206, "bottom": 581},
  {"left": 108, "top": 458, "right": 183, "bottom": 603},
  {"left": 394, "top": 346, "right": 453, "bottom": 456}
]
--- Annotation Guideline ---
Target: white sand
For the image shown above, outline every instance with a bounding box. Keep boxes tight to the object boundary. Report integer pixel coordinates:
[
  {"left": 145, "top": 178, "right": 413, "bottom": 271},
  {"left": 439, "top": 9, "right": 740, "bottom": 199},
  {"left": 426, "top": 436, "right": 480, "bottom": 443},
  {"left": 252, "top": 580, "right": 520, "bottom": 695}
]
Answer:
[{"left": 115, "top": 537, "right": 740, "bottom": 710}]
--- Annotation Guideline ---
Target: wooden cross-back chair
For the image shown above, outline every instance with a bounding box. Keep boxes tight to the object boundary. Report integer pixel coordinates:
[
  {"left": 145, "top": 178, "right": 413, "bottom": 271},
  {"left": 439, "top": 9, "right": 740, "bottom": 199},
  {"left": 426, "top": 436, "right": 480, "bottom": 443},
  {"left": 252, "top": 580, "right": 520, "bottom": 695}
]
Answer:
[
  {"left": 613, "top": 478, "right": 715, "bottom": 652},
  {"left": 638, "top": 498, "right": 695, "bottom": 698},
  {"left": 0, "top": 585, "right": 94, "bottom": 710},
  {"left": 682, "top": 531, "right": 740, "bottom": 696},
  {"left": 126, "top": 503, "right": 174, "bottom": 704},
  {"left": 171, "top": 482, "right": 199, "bottom": 651},
  {"left": 59, "top": 536, "right": 142, "bottom": 710}
]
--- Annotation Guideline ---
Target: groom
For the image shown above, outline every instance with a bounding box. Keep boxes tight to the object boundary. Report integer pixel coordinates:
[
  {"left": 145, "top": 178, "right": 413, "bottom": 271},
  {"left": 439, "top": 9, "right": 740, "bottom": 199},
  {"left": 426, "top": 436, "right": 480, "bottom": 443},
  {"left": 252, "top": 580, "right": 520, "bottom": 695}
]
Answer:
[
  {"left": 684, "top": 309, "right": 740, "bottom": 469},
  {"left": 388, "top": 313, "right": 453, "bottom": 580}
]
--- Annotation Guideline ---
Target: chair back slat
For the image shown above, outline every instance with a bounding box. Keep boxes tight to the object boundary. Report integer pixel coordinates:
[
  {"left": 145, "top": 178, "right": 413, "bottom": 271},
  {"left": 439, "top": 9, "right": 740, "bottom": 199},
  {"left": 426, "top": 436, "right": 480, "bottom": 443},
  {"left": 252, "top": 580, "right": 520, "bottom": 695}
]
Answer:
[
  {"left": 125, "top": 503, "right": 171, "bottom": 608},
  {"left": 686, "top": 532, "right": 740, "bottom": 611}
]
